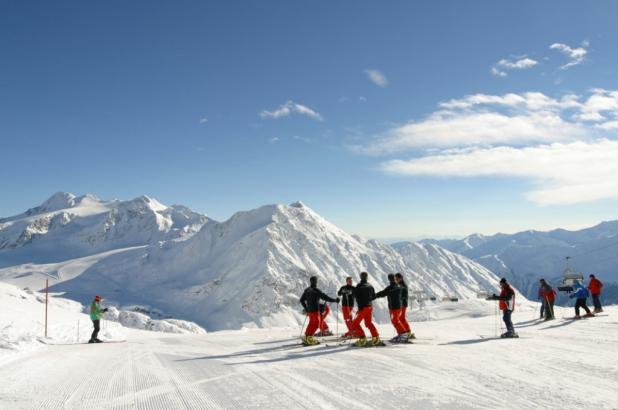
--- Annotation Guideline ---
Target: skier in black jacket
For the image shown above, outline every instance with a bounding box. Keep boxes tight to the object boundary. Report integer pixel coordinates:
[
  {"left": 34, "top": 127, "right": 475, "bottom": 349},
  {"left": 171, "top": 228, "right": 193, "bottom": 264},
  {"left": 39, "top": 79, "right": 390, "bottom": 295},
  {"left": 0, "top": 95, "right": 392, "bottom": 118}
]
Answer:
[
  {"left": 300, "top": 276, "right": 339, "bottom": 345},
  {"left": 338, "top": 277, "right": 358, "bottom": 337},
  {"left": 375, "top": 274, "right": 406, "bottom": 341},
  {"left": 349, "top": 272, "right": 383, "bottom": 346},
  {"left": 395, "top": 273, "right": 413, "bottom": 340}
]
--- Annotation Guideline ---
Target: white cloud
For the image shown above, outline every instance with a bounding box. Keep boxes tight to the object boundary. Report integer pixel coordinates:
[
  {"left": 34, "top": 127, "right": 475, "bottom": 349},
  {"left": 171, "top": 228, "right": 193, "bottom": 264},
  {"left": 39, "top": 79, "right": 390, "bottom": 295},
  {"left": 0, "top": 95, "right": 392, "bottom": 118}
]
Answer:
[
  {"left": 259, "top": 101, "right": 323, "bottom": 121},
  {"left": 199, "top": 117, "right": 208, "bottom": 124},
  {"left": 497, "top": 57, "right": 538, "bottom": 70},
  {"left": 491, "top": 67, "right": 508, "bottom": 77},
  {"left": 578, "top": 88, "right": 618, "bottom": 121},
  {"left": 268, "top": 137, "right": 280, "bottom": 144},
  {"left": 491, "top": 56, "right": 537, "bottom": 77},
  {"left": 364, "top": 69, "right": 388, "bottom": 87},
  {"left": 381, "top": 139, "right": 618, "bottom": 205},
  {"left": 550, "top": 42, "right": 588, "bottom": 69},
  {"left": 359, "top": 91, "right": 588, "bottom": 154}
]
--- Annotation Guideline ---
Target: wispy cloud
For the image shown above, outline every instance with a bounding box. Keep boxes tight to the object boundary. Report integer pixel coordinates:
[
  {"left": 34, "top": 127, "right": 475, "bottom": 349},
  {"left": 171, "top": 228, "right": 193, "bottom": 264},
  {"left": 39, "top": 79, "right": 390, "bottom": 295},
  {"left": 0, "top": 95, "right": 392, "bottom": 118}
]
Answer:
[
  {"left": 491, "top": 67, "right": 508, "bottom": 77},
  {"left": 364, "top": 69, "right": 388, "bottom": 87},
  {"left": 259, "top": 101, "right": 323, "bottom": 121},
  {"left": 199, "top": 117, "right": 208, "bottom": 124},
  {"left": 358, "top": 91, "right": 585, "bottom": 153},
  {"left": 268, "top": 137, "right": 280, "bottom": 144},
  {"left": 354, "top": 88, "right": 618, "bottom": 205},
  {"left": 550, "top": 42, "right": 588, "bottom": 69},
  {"left": 381, "top": 139, "right": 618, "bottom": 205},
  {"left": 491, "top": 56, "right": 538, "bottom": 77}
]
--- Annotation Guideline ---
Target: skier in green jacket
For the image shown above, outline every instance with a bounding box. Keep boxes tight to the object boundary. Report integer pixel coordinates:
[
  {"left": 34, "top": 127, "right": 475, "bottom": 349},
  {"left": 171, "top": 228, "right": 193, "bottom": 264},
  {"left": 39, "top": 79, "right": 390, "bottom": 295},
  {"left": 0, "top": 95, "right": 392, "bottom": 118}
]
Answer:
[{"left": 89, "top": 295, "right": 108, "bottom": 343}]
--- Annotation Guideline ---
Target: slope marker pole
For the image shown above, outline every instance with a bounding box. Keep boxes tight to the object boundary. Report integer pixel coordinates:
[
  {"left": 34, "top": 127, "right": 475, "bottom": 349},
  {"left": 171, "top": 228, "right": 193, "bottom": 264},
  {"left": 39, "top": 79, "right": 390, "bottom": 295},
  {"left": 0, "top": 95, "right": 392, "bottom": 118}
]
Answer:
[{"left": 45, "top": 279, "right": 49, "bottom": 338}]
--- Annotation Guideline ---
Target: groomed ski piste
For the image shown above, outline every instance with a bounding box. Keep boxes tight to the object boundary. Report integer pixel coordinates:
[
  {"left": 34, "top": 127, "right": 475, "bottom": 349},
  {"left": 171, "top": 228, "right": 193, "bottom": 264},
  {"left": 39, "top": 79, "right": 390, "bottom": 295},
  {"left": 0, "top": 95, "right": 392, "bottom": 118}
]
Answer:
[{"left": 1, "top": 283, "right": 616, "bottom": 410}]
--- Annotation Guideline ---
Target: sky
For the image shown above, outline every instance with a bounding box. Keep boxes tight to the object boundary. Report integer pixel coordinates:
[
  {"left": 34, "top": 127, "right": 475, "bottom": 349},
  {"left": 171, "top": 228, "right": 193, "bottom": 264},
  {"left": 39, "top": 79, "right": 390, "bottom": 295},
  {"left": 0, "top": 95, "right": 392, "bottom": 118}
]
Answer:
[{"left": 2, "top": 1, "right": 618, "bottom": 240}]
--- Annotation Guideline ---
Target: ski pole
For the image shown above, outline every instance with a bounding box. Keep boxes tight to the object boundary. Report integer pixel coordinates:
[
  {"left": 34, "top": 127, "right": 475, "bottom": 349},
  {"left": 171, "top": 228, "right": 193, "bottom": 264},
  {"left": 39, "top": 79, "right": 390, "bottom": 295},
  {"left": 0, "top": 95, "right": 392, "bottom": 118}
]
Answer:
[
  {"left": 299, "top": 312, "right": 308, "bottom": 339},
  {"left": 336, "top": 300, "right": 339, "bottom": 340}
]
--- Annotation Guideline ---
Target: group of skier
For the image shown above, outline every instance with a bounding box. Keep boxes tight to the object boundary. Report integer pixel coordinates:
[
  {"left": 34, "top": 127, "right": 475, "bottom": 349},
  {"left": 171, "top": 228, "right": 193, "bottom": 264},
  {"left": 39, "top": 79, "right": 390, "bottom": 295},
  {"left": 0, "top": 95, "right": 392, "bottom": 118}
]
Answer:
[
  {"left": 299, "top": 272, "right": 414, "bottom": 347},
  {"left": 86, "top": 273, "right": 605, "bottom": 345},
  {"left": 536, "top": 274, "right": 605, "bottom": 320}
]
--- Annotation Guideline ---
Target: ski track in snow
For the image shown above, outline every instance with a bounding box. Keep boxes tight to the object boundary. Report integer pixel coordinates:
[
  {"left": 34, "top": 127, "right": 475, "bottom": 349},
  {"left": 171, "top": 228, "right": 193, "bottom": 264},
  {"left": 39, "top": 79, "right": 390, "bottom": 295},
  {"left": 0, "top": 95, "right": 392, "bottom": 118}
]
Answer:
[{"left": 1, "top": 307, "right": 617, "bottom": 410}]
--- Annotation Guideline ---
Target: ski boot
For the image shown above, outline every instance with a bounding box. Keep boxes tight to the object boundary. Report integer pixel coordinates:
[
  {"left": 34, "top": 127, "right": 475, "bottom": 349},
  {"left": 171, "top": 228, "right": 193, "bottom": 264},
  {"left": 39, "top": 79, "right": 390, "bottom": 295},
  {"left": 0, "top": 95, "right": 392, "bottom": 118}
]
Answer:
[
  {"left": 407, "top": 331, "right": 416, "bottom": 340},
  {"left": 354, "top": 337, "right": 367, "bottom": 347},
  {"left": 389, "top": 334, "right": 404, "bottom": 343},
  {"left": 371, "top": 336, "right": 385, "bottom": 346},
  {"left": 585, "top": 312, "right": 595, "bottom": 317},
  {"left": 500, "top": 332, "right": 519, "bottom": 338},
  {"left": 94, "top": 338, "right": 103, "bottom": 343},
  {"left": 301, "top": 335, "right": 319, "bottom": 346},
  {"left": 88, "top": 339, "right": 96, "bottom": 344}
]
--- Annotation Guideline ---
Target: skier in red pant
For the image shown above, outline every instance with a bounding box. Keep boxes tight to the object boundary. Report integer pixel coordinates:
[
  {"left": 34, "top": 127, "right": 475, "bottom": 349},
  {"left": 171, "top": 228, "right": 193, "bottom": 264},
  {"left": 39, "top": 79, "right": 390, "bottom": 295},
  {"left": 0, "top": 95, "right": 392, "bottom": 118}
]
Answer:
[
  {"left": 338, "top": 277, "right": 361, "bottom": 337},
  {"left": 395, "top": 273, "right": 414, "bottom": 340},
  {"left": 375, "top": 273, "right": 406, "bottom": 342},
  {"left": 299, "top": 276, "right": 339, "bottom": 346},
  {"left": 350, "top": 272, "right": 384, "bottom": 347},
  {"left": 316, "top": 302, "right": 333, "bottom": 336}
]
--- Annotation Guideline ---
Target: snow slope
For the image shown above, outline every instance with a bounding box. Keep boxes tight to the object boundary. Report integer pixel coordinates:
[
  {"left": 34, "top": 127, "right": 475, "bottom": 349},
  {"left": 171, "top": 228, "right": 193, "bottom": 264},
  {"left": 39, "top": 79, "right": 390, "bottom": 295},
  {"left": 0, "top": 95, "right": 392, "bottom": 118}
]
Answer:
[
  {"left": 1, "top": 299, "right": 616, "bottom": 410},
  {"left": 0, "top": 282, "right": 206, "bottom": 364},
  {"left": 41, "top": 201, "right": 502, "bottom": 331}
]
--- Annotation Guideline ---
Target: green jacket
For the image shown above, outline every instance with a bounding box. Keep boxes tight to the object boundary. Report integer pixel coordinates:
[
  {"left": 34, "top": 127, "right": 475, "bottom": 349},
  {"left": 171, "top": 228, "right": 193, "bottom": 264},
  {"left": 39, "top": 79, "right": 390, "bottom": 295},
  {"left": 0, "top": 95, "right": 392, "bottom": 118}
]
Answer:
[{"left": 90, "top": 301, "right": 102, "bottom": 321}]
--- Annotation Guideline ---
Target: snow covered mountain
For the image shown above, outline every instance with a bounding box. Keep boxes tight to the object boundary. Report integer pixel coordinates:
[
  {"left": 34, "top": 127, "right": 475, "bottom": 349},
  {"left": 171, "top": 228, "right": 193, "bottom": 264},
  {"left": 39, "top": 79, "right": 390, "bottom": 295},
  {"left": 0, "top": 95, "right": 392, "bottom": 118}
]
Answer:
[
  {"left": 0, "top": 192, "right": 211, "bottom": 267},
  {"left": 1, "top": 194, "right": 503, "bottom": 331},
  {"left": 422, "top": 221, "right": 618, "bottom": 303}
]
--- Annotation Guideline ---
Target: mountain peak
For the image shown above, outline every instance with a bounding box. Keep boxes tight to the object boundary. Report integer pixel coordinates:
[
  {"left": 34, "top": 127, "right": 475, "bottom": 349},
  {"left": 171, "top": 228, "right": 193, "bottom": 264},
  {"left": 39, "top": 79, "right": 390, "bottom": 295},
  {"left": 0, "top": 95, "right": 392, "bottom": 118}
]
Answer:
[{"left": 289, "top": 201, "right": 305, "bottom": 209}]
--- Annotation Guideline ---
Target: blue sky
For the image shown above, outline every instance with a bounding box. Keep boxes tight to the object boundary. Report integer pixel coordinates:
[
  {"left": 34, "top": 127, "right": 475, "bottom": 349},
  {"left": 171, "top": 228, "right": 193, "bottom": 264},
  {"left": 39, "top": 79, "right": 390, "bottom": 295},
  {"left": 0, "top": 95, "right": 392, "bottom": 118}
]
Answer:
[{"left": 2, "top": 1, "right": 618, "bottom": 239}]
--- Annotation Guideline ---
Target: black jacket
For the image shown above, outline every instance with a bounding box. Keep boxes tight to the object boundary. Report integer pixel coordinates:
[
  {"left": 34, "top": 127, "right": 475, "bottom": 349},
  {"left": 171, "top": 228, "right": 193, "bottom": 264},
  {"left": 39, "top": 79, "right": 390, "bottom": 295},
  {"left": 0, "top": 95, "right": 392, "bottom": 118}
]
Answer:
[
  {"left": 337, "top": 285, "right": 355, "bottom": 307},
  {"left": 354, "top": 281, "right": 376, "bottom": 309},
  {"left": 300, "top": 287, "right": 337, "bottom": 313},
  {"left": 400, "top": 283, "right": 409, "bottom": 307},
  {"left": 375, "top": 282, "right": 403, "bottom": 309}
]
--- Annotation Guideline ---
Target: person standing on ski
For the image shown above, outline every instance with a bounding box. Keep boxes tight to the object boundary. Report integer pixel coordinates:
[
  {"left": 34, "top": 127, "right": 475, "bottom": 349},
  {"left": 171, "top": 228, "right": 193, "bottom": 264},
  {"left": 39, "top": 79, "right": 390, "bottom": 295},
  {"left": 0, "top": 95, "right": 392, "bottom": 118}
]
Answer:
[
  {"left": 299, "top": 276, "right": 339, "bottom": 346},
  {"left": 539, "top": 278, "right": 556, "bottom": 321},
  {"left": 89, "top": 295, "right": 108, "bottom": 343},
  {"left": 587, "top": 274, "right": 604, "bottom": 313},
  {"left": 338, "top": 277, "right": 358, "bottom": 337},
  {"left": 350, "top": 272, "right": 383, "bottom": 347},
  {"left": 316, "top": 302, "right": 333, "bottom": 336},
  {"left": 395, "top": 273, "right": 413, "bottom": 340},
  {"left": 569, "top": 281, "right": 594, "bottom": 319},
  {"left": 375, "top": 274, "right": 406, "bottom": 342},
  {"left": 487, "top": 278, "right": 517, "bottom": 338}
]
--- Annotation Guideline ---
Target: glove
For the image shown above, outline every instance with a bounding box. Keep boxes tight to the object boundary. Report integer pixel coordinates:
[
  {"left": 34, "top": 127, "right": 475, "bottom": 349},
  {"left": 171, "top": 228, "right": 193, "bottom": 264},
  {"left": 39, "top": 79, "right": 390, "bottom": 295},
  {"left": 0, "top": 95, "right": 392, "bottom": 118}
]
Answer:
[
  {"left": 336, "top": 297, "right": 341, "bottom": 303},
  {"left": 302, "top": 309, "right": 307, "bottom": 315},
  {"left": 103, "top": 308, "right": 109, "bottom": 313}
]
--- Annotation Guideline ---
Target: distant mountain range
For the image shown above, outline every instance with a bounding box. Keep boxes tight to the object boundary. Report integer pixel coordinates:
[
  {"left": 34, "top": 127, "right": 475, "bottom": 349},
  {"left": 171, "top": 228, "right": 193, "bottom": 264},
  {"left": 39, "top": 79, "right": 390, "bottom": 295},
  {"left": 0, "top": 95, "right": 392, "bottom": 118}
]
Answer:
[
  {"left": 418, "top": 221, "right": 618, "bottom": 304},
  {"left": 0, "top": 193, "right": 501, "bottom": 331}
]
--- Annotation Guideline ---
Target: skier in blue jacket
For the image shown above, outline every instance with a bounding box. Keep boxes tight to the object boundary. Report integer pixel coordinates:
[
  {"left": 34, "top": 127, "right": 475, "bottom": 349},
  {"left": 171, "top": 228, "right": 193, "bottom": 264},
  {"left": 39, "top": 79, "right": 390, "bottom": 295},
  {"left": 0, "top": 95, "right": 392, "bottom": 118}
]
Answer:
[{"left": 569, "top": 281, "right": 594, "bottom": 319}]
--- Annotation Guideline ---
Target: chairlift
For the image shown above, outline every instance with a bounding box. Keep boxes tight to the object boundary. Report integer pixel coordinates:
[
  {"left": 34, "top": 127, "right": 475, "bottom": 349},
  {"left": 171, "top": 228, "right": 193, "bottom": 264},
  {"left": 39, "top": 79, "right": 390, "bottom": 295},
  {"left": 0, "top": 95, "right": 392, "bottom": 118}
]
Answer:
[{"left": 557, "top": 256, "right": 584, "bottom": 292}]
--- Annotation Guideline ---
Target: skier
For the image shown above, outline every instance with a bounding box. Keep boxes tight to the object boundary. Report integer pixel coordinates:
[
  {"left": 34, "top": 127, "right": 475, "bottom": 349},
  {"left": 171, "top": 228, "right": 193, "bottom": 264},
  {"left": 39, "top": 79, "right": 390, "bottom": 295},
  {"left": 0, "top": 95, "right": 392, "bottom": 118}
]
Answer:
[
  {"left": 539, "top": 278, "right": 556, "bottom": 321},
  {"left": 395, "top": 273, "right": 413, "bottom": 340},
  {"left": 299, "top": 276, "right": 339, "bottom": 346},
  {"left": 349, "top": 272, "right": 383, "bottom": 347},
  {"left": 569, "top": 281, "right": 594, "bottom": 319},
  {"left": 89, "top": 295, "right": 108, "bottom": 343},
  {"left": 337, "top": 277, "right": 359, "bottom": 337},
  {"left": 315, "top": 302, "right": 333, "bottom": 336},
  {"left": 587, "top": 274, "right": 604, "bottom": 313},
  {"left": 375, "top": 274, "right": 406, "bottom": 342},
  {"left": 486, "top": 278, "right": 518, "bottom": 338}
]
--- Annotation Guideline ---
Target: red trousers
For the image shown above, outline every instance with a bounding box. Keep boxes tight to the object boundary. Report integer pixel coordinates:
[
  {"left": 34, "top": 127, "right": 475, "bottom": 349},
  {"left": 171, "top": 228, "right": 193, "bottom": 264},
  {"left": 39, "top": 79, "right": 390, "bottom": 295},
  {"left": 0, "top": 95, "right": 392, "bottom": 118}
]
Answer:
[
  {"left": 389, "top": 308, "right": 407, "bottom": 334},
  {"left": 400, "top": 307, "right": 411, "bottom": 333},
  {"left": 350, "top": 306, "right": 379, "bottom": 338},
  {"left": 319, "top": 304, "right": 330, "bottom": 332},
  {"left": 342, "top": 306, "right": 363, "bottom": 336},
  {"left": 305, "top": 311, "right": 320, "bottom": 336}
]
